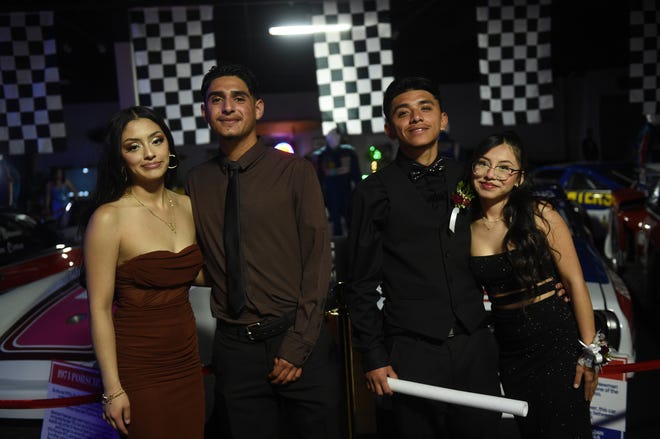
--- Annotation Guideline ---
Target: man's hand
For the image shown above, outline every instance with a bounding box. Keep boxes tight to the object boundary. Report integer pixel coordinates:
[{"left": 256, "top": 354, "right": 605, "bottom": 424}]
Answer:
[
  {"left": 365, "top": 366, "right": 398, "bottom": 396},
  {"left": 269, "top": 357, "right": 302, "bottom": 385}
]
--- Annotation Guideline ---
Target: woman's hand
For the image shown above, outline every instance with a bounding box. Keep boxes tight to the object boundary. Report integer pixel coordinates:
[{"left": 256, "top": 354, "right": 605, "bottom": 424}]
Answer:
[
  {"left": 102, "top": 392, "right": 131, "bottom": 435},
  {"left": 574, "top": 363, "right": 598, "bottom": 401}
]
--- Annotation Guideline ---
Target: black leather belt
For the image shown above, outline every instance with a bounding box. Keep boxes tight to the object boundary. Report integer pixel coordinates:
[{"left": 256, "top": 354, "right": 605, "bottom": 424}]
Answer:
[{"left": 218, "top": 311, "right": 295, "bottom": 342}]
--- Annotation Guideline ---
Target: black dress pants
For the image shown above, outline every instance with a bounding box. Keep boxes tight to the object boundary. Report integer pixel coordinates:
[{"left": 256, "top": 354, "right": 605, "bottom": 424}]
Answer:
[
  {"left": 386, "top": 327, "right": 501, "bottom": 439},
  {"left": 210, "top": 321, "right": 340, "bottom": 439}
]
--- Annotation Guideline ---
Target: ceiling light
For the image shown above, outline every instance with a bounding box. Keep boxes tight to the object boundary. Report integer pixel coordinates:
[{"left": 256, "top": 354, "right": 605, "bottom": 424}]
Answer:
[{"left": 268, "top": 23, "right": 351, "bottom": 36}]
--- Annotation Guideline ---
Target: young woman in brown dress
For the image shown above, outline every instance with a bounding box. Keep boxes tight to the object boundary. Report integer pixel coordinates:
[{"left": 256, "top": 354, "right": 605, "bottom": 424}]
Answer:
[{"left": 82, "top": 106, "right": 204, "bottom": 438}]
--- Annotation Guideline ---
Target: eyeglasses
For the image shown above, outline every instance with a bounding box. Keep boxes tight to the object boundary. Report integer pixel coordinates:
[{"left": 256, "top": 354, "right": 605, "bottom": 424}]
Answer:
[{"left": 471, "top": 160, "right": 522, "bottom": 180}]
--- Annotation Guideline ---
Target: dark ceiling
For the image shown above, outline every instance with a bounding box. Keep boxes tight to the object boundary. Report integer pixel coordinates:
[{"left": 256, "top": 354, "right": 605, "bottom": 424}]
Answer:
[{"left": 1, "top": 0, "right": 630, "bottom": 104}]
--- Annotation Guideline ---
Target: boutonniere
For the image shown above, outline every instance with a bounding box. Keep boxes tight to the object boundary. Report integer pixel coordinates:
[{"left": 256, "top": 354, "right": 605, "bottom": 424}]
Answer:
[{"left": 449, "top": 180, "right": 474, "bottom": 233}]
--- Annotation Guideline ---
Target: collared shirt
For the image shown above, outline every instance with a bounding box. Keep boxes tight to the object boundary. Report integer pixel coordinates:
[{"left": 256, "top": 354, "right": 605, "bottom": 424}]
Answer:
[{"left": 185, "top": 140, "right": 332, "bottom": 366}]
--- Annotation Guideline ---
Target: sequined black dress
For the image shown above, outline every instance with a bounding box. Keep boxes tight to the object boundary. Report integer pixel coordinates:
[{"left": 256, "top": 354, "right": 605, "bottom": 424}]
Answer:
[{"left": 469, "top": 251, "right": 592, "bottom": 439}]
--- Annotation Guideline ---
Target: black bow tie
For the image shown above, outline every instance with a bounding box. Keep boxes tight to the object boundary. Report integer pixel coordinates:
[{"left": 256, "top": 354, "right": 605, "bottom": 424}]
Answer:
[{"left": 409, "top": 158, "right": 445, "bottom": 181}]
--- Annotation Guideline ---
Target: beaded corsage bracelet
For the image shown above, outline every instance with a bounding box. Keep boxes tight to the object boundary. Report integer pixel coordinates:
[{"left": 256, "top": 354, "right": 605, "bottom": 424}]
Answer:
[
  {"left": 101, "top": 388, "right": 126, "bottom": 406},
  {"left": 577, "top": 331, "right": 611, "bottom": 373}
]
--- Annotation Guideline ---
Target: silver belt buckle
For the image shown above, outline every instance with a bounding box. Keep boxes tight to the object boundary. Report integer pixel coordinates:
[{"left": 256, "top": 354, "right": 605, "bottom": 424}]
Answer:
[{"left": 245, "top": 322, "right": 261, "bottom": 341}]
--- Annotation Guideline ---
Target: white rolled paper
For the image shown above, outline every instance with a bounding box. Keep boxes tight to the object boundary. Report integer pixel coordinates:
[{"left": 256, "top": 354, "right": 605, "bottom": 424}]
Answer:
[{"left": 387, "top": 377, "right": 528, "bottom": 417}]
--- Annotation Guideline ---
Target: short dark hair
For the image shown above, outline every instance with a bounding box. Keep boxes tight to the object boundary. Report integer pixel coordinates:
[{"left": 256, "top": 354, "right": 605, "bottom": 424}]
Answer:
[
  {"left": 200, "top": 64, "right": 261, "bottom": 102},
  {"left": 383, "top": 76, "right": 443, "bottom": 123}
]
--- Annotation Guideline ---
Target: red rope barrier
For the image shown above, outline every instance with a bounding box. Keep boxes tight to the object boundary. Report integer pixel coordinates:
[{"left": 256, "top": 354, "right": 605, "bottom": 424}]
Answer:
[
  {"left": 0, "top": 394, "right": 100, "bottom": 410},
  {"left": 601, "top": 359, "right": 660, "bottom": 374}
]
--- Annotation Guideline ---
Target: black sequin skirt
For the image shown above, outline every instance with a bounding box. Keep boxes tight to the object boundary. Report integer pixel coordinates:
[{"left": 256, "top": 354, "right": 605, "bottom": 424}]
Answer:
[{"left": 492, "top": 293, "right": 592, "bottom": 439}]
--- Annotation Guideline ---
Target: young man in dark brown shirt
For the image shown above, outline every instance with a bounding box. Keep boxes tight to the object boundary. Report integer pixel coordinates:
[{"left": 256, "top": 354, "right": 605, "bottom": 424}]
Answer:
[{"left": 186, "top": 64, "right": 339, "bottom": 439}]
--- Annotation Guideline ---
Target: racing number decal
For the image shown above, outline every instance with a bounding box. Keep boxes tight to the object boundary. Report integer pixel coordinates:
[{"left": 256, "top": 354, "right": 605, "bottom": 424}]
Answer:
[{"left": 565, "top": 191, "right": 613, "bottom": 208}]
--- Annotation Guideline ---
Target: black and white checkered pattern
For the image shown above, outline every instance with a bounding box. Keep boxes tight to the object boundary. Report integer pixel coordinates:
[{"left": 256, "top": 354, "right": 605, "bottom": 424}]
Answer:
[
  {"left": 476, "top": 0, "right": 554, "bottom": 126},
  {"left": 629, "top": 0, "right": 659, "bottom": 120},
  {"left": 312, "top": 0, "right": 394, "bottom": 135},
  {"left": 0, "top": 11, "right": 67, "bottom": 155},
  {"left": 129, "top": 6, "right": 215, "bottom": 146}
]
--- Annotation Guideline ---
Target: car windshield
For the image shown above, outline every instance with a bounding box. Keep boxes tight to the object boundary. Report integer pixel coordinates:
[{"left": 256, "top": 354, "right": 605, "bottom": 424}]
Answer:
[
  {"left": 0, "top": 212, "right": 62, "bottom": 266},
  {"left": 602, "top": 168, "right": 637, "bottom": 187},
  {"left": 566, "top": 168, "right": 635, "bottom": 190},
  {"left": 531, "top": 169, "right": 564, "bottom": 183}
]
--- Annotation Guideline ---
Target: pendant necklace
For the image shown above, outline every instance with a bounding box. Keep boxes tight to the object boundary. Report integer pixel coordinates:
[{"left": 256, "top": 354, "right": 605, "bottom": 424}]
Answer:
[
  {"left": 131, "top": 189, "right": 177, "bottom": 234},
  {"left": 481, "top": 215, "right": 503, "bottom": 231}
]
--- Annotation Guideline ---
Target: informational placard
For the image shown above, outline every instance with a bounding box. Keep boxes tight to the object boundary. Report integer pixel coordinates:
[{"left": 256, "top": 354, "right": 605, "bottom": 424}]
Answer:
[
  {"left": 41, "top": 361, "right": 119, "bottom": 439},
  {"left": 590, "top": 355, "right": 628, "bottom": 439}
]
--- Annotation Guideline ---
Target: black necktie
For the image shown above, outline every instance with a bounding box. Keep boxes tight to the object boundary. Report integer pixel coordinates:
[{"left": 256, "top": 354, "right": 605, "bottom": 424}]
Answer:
[
  {"left": 225, "top": 161, "right": 246, "bottom": 317},
  {"left": 409, "top": 157, "right": 445, "bottom": 181}
]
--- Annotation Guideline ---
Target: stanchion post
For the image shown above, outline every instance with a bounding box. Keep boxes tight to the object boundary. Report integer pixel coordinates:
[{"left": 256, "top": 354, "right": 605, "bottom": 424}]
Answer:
[{"left": 337, "top": 282, "right": 355, "bottom": 439}]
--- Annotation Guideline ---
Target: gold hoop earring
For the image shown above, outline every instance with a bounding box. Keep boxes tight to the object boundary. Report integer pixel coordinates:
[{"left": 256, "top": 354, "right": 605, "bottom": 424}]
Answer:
[{"left": 168, "top": 153, "right": 178, "bottom": 170}]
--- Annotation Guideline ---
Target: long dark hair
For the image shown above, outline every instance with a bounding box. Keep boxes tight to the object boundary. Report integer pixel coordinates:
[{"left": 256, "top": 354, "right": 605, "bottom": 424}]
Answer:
[
  {"left": 78, "top": 106, "right": 177, "bottom": 237},
  {"left": 469, "top": 131, "right": 555, "bottom": 291},
  {"left": 77, "top": 106, "right": 177, "bottom": 288}
]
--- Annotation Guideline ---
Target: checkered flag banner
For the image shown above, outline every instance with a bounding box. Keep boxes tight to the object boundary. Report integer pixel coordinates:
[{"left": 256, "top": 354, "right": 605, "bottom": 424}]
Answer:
[
  {"left": 0, "top": 11, "right": 67, "bottom": 155},
  {"left": 629, "top": 0, "right": 659, "bottom": 120},
  {"left": 476, "top": 0, "right": 554, "bottom": 126},
  {"left": 129, "top": 6, "right": 215, "bottom": 146},
  {"left": 312, "top": 0, "right": 394, "bottom": 135}
]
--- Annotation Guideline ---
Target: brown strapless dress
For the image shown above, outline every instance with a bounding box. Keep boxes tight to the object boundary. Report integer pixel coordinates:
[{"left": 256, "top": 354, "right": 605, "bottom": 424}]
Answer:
[{"left": 114, "top": 244, "right": 205, "bottom": 438}]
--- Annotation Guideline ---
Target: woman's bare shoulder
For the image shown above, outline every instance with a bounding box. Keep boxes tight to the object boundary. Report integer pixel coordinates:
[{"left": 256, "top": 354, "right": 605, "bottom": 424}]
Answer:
[
  {"left": 172, "top": 191, "right": 192, "bottom": 207},
  {"left": 88, "top": 197, "right": 134, "bottom": 229},
  {"left": 168, "top": 191, "right": 192, "bottom": 220},
  {"left": 534, "top": 200, "right": 563, "bottom": 219}
]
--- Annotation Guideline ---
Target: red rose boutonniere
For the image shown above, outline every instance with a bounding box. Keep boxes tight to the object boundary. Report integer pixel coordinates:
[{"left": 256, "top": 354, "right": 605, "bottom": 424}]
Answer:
[{"left": 449, "top": 180, "right": 474, "bottom": 232}]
